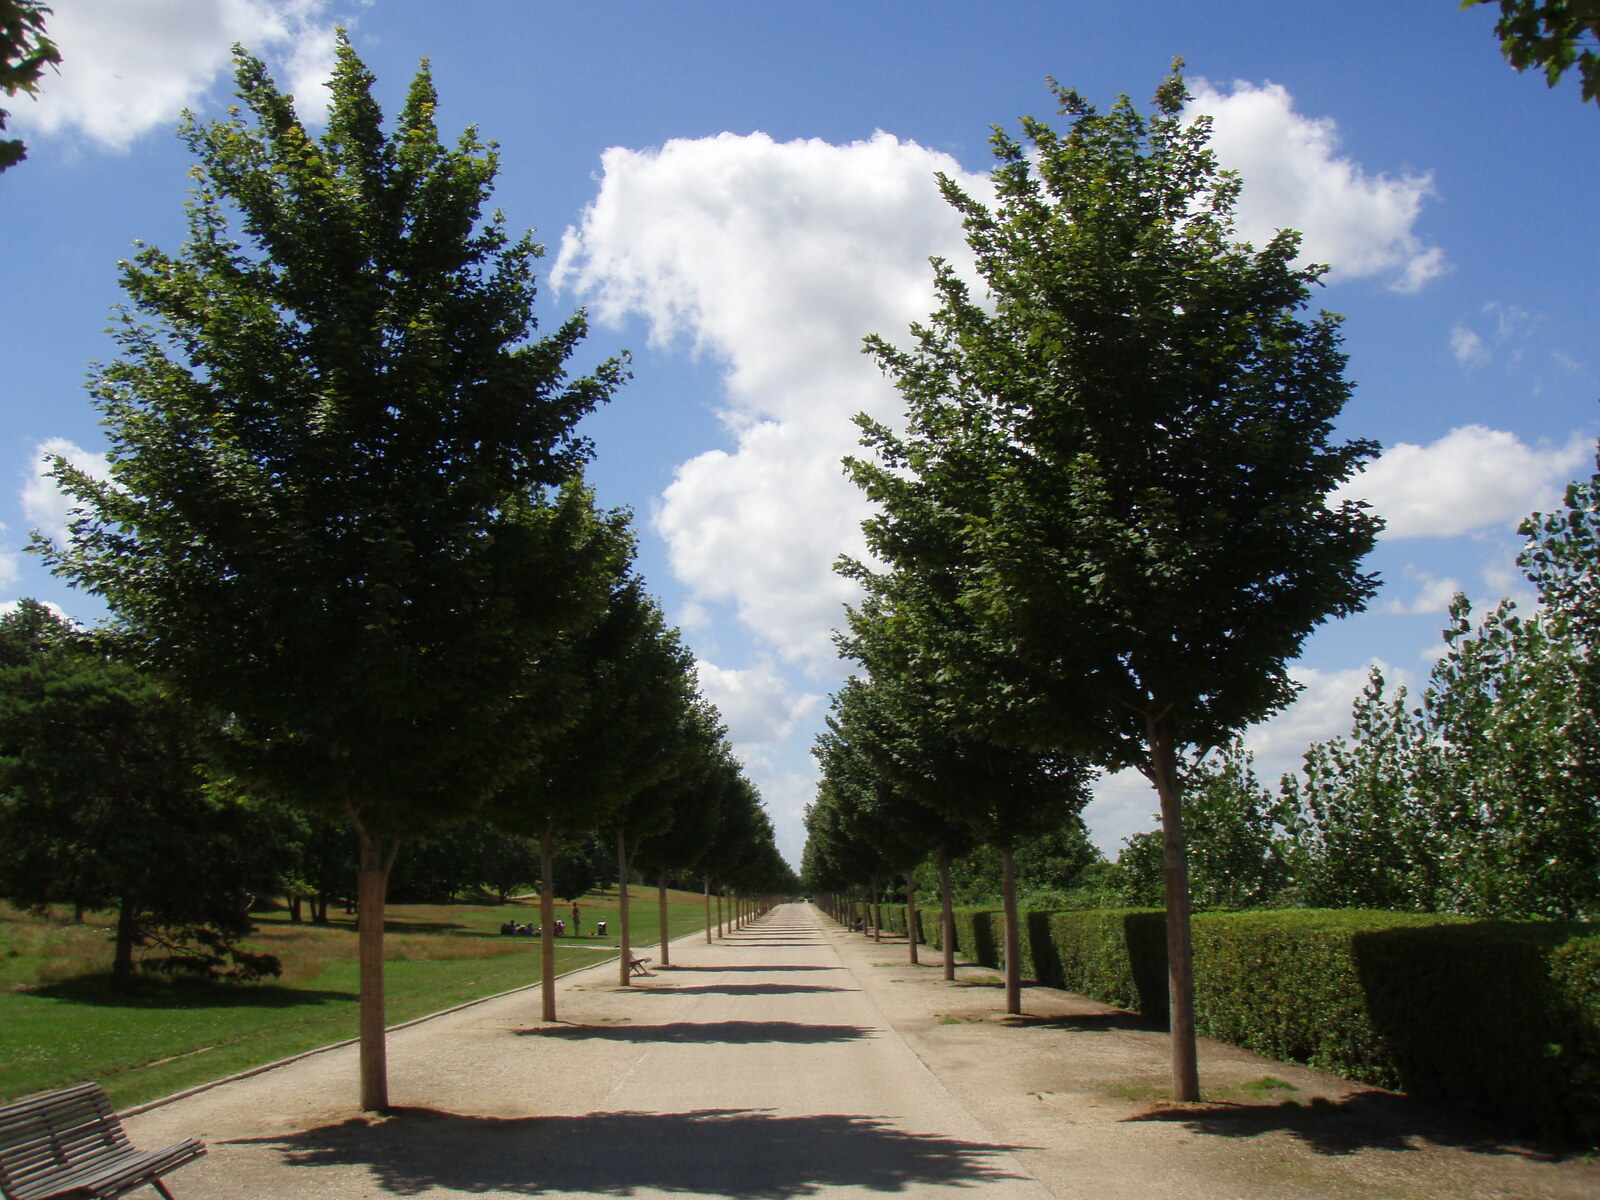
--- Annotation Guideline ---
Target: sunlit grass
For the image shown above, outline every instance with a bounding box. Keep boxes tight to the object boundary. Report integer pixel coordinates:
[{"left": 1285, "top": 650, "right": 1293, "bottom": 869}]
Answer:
[{"left": 0, "top": 887, "right": 707, "bottom": 1110}]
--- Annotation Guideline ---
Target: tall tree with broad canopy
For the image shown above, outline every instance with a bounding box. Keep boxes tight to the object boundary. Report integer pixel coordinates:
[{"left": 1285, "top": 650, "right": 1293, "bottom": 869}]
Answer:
[
  {"left": 850, "top": 64, "right": 1380, "bottom": 1098},
  {"left": 39, "top": 35, "right": 627, "bottom": 1111}
]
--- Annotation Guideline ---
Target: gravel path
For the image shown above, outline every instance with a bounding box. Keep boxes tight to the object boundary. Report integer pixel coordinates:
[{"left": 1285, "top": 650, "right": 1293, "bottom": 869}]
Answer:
[{"left": 121, "top": 903, "right": 1597, "bottom": 1199}]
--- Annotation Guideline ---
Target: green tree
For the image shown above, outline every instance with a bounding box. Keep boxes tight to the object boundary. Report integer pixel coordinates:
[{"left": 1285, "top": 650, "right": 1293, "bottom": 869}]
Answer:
[
  {"left": 632, "top": 701, "right": 739, "bottom": 967},
  {"left": 600, "top": 588, "right": 702, "bottom": 987},
  {"left": 485, "top": 566, "right": 700, "bottom": 1014},
  {"left": 1464, "top": 0, "right": 1600, "bottom": 106},
  {"left": 816, "top": 670, "right": 1090, "bottom": 1007},
  {"left": 1, "top": 1, "right": 58, "bottom": 171},
  {"left": 1276, "top": 669, "right": 1441, "bottom": 910},
  {"left": 1426, "top": 595, "right": 1600, "bottom": 917},
  {"left": 1180, "top": 740, "right": 1286, "bottom": 909},
  {"left": 853, "top": 65, "right": 1379, "bottom": 1097},
  {"left": 39, "top": 36, "right": 626, "bottom": 1110},
  {"left": 0, "top": 603, "right": 285, "bottom": 986}
]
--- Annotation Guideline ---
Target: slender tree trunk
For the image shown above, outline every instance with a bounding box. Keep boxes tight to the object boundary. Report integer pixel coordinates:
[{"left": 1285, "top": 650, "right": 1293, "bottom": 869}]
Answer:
[
  {"left": 288, "top": 894, "right": 302, "bottom": 923},
  {"left": 1148, "top": 712, "right": 1200, "bottom": 1101},
  {"left": 906, "top": 875, "right": 919, "bottom": 966},
  {"left": 704, "top": 876, "right": 712, "bottom": 943},
  {"left": 658, "top": 875, "right": 670, "bottom": 967},
  {"left": 939, "top": 850, "right": 955, "bottom": 981},
  {"left": 355, "top": 828, "right": 400, "bottom": 1112},
  {"left": 617, "top": 827, "right": 632, "bottom": 987},
  {"left": 1001, "top": 845, "right": 1021, "bottom": 1016},
  {"left": 539, "top": 823, "right": 558, "bottom": 1023},
  {"left": 716, "top": 890, "right": 723, "bottom": 938},
  {"left": 111, "top": 894, "right": 137, "bottom": 990},
  {"left": 870, "top": 873, "right": 882, "bottom": 942}
]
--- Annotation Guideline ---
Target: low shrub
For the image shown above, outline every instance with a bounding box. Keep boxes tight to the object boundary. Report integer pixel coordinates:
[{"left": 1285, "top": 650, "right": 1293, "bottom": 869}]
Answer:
[{"left": 877, "top": 896, "right": 1600, "bottom": 1141}]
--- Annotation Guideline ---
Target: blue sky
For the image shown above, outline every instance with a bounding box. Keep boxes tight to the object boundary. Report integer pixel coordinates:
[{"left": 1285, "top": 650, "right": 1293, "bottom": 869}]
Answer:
[{"left": 3, "top": 1, "right": 1596, "bottom": 868}]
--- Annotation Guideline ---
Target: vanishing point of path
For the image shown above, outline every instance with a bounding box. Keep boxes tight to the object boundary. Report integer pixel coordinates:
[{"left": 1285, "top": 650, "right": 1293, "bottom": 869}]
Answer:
[{"left": 123, "top": 903, "right": 1597, "bottom": 1199}]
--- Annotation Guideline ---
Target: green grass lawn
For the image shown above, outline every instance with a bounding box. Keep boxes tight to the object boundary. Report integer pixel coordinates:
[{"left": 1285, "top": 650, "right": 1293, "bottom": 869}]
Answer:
[{"left": 0, "top": 886, "right": 708, "bottom": 1109}]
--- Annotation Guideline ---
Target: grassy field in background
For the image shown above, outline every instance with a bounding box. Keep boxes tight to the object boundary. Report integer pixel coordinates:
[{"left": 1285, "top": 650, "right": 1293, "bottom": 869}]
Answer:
[{"left": 0, "top": 886, "right": 709, "bottom": 1109}]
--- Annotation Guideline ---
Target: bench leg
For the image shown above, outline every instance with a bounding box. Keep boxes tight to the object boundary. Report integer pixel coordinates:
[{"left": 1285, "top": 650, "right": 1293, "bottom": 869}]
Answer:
[{"left": 152, "top": 1178, "right": 179, "bottom": 1200}]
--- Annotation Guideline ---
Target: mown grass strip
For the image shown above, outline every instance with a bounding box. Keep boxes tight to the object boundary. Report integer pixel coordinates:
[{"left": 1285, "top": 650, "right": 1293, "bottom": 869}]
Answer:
[{"left": 1, "top": 889, "right": 709, "bottom": 1109}]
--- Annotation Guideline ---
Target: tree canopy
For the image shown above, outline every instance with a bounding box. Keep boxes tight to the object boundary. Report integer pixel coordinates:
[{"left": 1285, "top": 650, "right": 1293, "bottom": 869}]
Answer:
[
  {"left": 0, "top": 602, "right": 286, "bottom": 986},
  {"left": 39, "top": 33, "right": 628, "bottom": 1111},
  {"left": 845, "top": 63, "right": 1379, "bottom": 1098},
  {"left": 0, "top": 1, "right": 58, "bottom": 171},
  {"left": 1464, "top": 0, "right": 1600, "bottom": 107}
]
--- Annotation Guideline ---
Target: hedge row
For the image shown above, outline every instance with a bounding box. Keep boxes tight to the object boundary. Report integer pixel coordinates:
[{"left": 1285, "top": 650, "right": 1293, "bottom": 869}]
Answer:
[{"left": 871, "top": 901, "right": 1600, "bottom": 1141}]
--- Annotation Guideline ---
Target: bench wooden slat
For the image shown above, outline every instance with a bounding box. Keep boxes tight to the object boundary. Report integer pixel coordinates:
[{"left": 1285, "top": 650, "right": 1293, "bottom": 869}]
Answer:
[{"left": 0, "top": 1084, "right": 204, "bottom": 1200}]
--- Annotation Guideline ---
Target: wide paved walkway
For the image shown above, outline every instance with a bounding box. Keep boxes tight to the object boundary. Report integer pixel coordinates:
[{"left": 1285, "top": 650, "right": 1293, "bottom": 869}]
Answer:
[
  {"left": 124, "top": 903, "right": 1049, "bottom": 1199},
  {"left": 123, "top": 903, "right": 1597, "bottom": 1200}
]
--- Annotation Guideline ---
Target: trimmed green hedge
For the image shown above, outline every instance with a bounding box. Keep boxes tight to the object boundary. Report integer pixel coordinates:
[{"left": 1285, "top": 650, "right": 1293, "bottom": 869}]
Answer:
[{"left": 867, "top": 901, "right": 1600, "bottom": 1141}]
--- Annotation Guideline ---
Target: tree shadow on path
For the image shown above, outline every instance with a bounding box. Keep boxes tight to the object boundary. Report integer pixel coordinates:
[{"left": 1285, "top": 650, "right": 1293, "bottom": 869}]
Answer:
[
  {"left": 227, "top": 1106, "right": 1035, "bottom": 1198},
  {"left": 516, "top": 1020, "right": 875, "bottom": 1045},
  {"left": 661, "top": 964, "right": 838, "bottom": 973},
  {"left": 636, "top": 983, "right": 857, "bottom": 996},
  {"left": 997, "top": 1011, "right": 1165, "bottom": 1035},
  {"left": 1124, "top": 1092, "right": 1587, "bottom": 1163}
]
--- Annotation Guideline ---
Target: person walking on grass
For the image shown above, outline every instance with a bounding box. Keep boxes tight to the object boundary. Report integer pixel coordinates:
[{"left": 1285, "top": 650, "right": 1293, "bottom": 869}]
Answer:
[{"left": 571, "top": 902, "right": 581, "bottom": 936}]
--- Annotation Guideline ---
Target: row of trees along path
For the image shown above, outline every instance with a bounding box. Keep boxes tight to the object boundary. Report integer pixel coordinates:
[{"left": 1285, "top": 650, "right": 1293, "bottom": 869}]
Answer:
[
  {"left": 29, "top": 34, "right": 792, "bottom": 1113},
  {"left": 818, "top": 62, "right": 1381, "bottom": 1105}
]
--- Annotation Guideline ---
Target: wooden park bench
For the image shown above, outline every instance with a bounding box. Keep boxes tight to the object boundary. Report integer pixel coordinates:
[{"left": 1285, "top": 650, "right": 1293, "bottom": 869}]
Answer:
[
  {"left": 0, "top": 1082, "right": 205, "bottom": 1200},
  {"left": 629, "top": 954, "right": 652, "bottom": 977}
]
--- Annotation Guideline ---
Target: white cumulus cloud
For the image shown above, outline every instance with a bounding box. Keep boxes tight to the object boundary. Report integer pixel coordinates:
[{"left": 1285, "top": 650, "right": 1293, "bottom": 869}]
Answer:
[
  {"left": 1242, "top": 662, "right": 1412, "bottom": 786},
  {"left": 22, "top": 437, "right": 111, "bottom": 547},
  {"left": 1382, "top": 573, "right": 1461, "bottom": 616},
  {"left": 15, "top": 0, "right": 345, "bottom": 151},
  {"left": 1188, "top": 80, "right": 1446, "bottom": 292},
  {"left": 1338, "top": 425, "right": 1590, "bottom": 540},
  {"left": 693, "top": 658, "right": 823, "bottom": 752},
  {"left": 556, "top": 131, "right": 989, "bottom": 671}
]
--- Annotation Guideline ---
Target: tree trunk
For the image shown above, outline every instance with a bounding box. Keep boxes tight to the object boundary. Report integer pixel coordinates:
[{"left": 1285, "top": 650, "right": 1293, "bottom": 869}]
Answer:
[
  {"left": 658, "top": 875, "right": 670, "bottom": 967},
  {"left": 539, "top": 823, "right": 558, "bottom": 1023},
  {"left": 939, "top": 850, "right": 955, "bottom": 981},
  {"left": 616, "top": 827, "right": 632, "bottom": 988},
  {"left": 1001, "top": 845, "right": 1021, "bottom": 1016},
  {"left": 704, "top": 876, "right": 712, "bottom": 943},
  {"left": 111, "top": 894, "right": 137, "bottom": 990},
  {"left": 716, "top": 890, "right": 723, "bottom": 938},
  {"left": 906, "top": 875, "right": 919, "bottom": 966},
  {"left": 355, "top": 829, "right": 399, "bottom": 1113},
  {"left": 870, "top": 873, "right": 882, "bottom": 942},
  {"left": 288, "top": 894, "right": 302, "bottom": 923},
  {"left": 1148, "top": 712, "right": 1200, "bottom": 1101}
]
